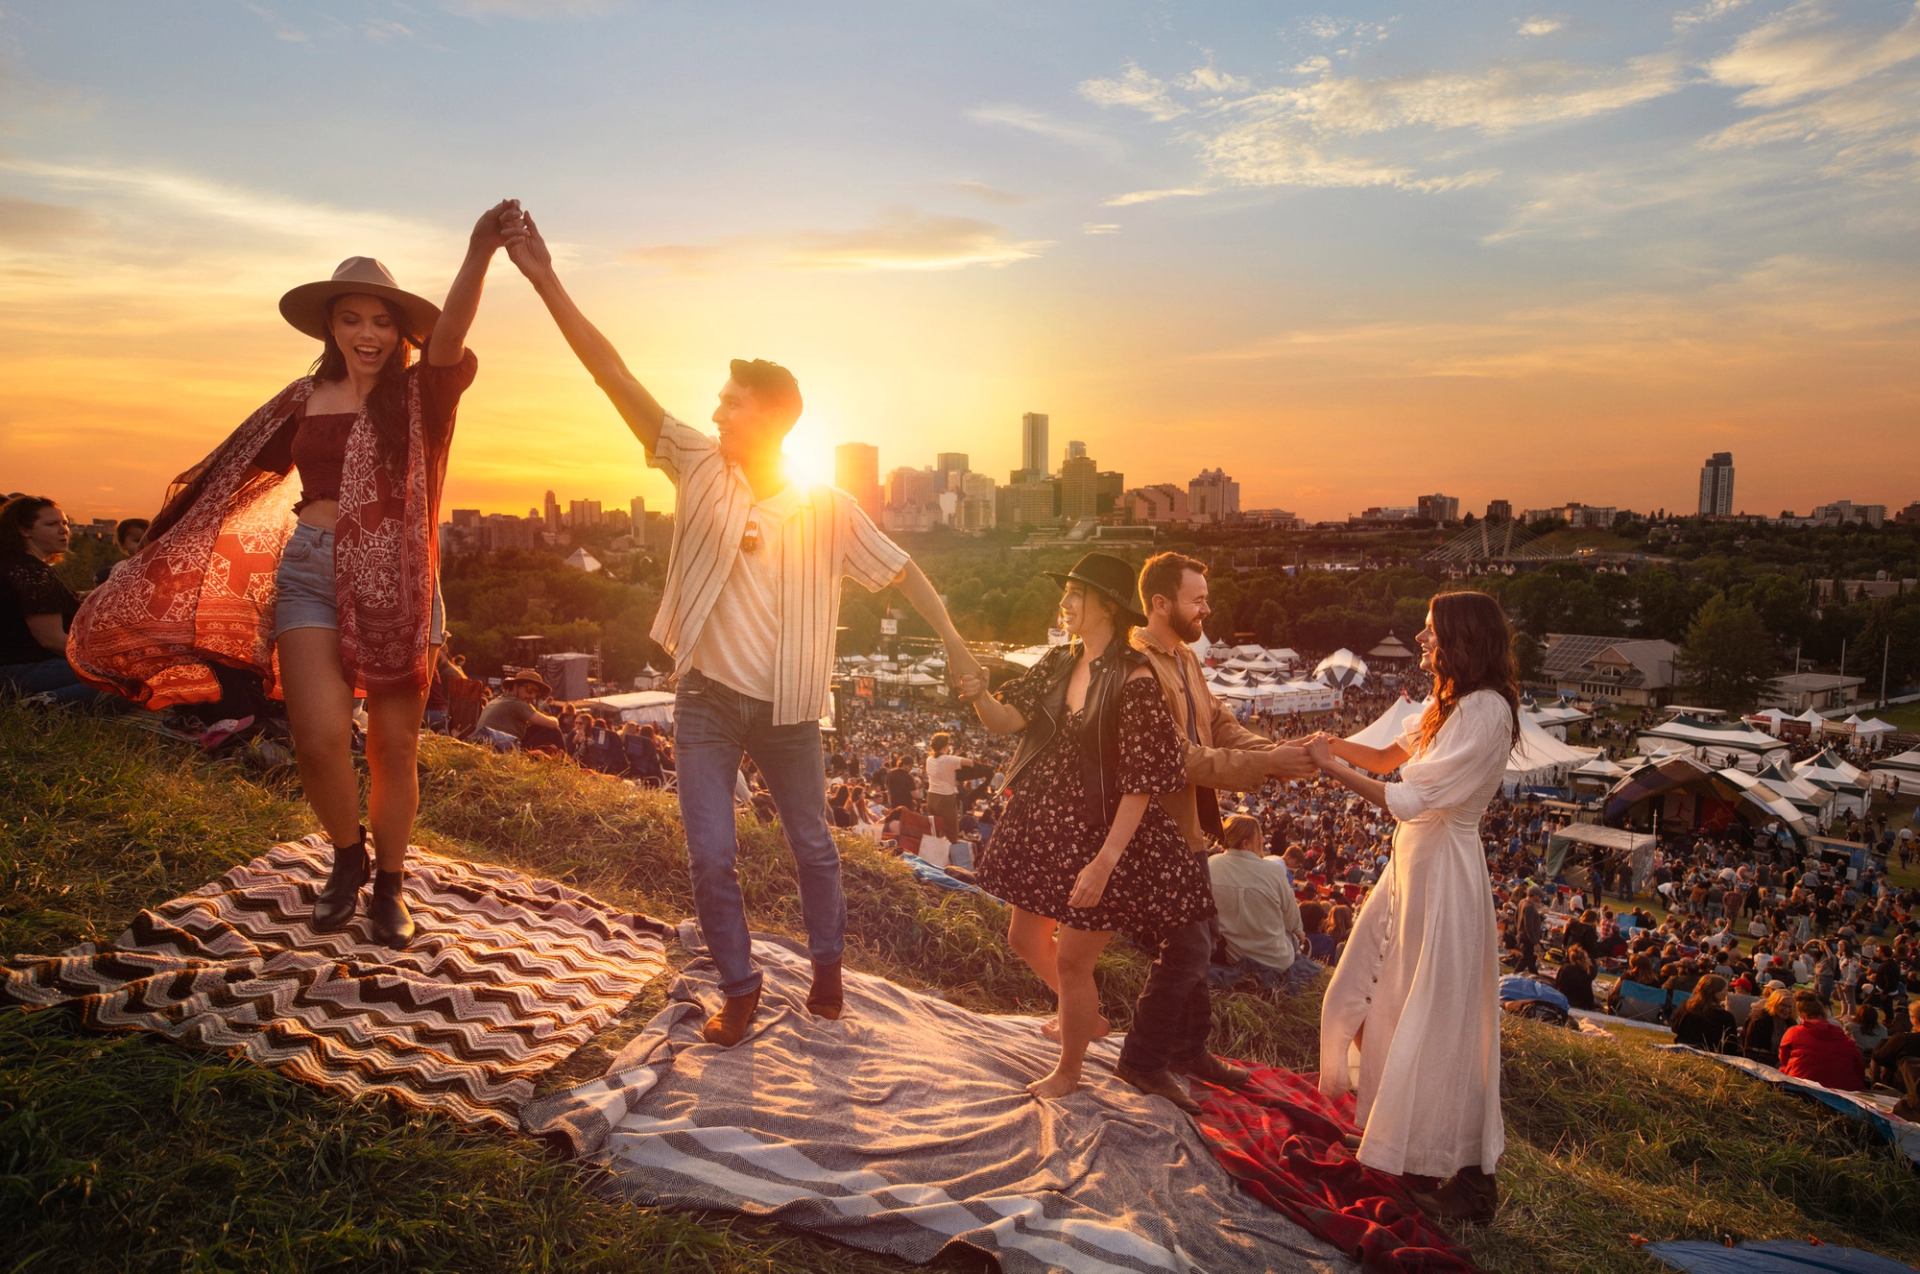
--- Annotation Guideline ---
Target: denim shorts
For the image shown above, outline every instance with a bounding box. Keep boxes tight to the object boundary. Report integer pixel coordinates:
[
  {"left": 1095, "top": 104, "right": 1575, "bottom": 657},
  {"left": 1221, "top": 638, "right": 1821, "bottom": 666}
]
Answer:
[{"left": 273, "top": 522, "right": 444, "bottom": 643}]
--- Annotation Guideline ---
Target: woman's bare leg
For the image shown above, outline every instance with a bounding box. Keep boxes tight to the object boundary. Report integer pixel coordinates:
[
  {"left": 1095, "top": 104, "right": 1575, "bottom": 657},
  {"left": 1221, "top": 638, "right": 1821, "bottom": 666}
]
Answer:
[
  {"left": 277, "top": 628, "right": 361, "bottom": 845},
  {"left": 1030, "top": 925, "right": 1114, "bottom": 1099},
  {"left": 363, "top": 645, "right": 436, "bottom": 871},
  {"left": 1009, "top": 907, "right": 1111, "bottom": 1039}
]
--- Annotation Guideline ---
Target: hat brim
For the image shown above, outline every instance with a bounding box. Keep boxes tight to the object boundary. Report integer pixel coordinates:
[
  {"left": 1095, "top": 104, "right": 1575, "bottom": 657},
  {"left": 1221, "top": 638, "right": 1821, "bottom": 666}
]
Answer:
[
  {"left": 279, "top": 279, "right": 441, "bottom": 345},
  {"left": 1043, "top": 570, "right": 1149, "bottom": 626},
  {"left": 502, "top": 675, "right": 552, "bottom": 695}
]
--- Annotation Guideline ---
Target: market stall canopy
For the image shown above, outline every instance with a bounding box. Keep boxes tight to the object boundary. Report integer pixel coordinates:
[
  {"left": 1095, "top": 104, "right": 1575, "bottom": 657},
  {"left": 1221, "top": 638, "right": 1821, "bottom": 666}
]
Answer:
[
  {"left": 576, "top": 689, "right": 677, "bottom": 727},
  {"left": 1546, "top": 824, "right": 1655, "bottom": 891},
  {"left": 1366, "top": 634, "right": 1416, "bottom": 662},
  {"left": 1314, "top": 648, "right": 1369, "bottom": 690}
]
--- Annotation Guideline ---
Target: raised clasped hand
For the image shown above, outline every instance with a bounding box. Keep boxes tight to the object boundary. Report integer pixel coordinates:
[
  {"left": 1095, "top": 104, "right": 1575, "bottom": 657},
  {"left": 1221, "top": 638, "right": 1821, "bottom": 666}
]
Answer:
[
  {"left": 471, "top": 198, "right": 520, "bottom": 254},
  {"left": 499, "top": 204, "right": 550, "bottom": 274},
  {"left": 954, "top": 670, "right": 988, "bottom": 702},
  {"left": 1307, "top": 738, "right": 1333, "bottom": 769}
]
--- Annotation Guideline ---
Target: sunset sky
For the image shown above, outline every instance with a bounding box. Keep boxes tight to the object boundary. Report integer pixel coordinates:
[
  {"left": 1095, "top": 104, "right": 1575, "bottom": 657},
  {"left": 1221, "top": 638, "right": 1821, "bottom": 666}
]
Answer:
[{"left": 3, "top": 1, "right": 1917, "bottom": 523}]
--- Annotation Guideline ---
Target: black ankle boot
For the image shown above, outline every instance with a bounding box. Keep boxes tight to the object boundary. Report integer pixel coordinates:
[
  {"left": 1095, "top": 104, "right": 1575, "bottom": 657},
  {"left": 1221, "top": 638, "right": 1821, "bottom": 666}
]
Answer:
[
  {"left": 313, "top": 830, "right": 371, "bottom": 932},
  {"left": 368, "top": 868, "right": 415, "bottom": 948}
]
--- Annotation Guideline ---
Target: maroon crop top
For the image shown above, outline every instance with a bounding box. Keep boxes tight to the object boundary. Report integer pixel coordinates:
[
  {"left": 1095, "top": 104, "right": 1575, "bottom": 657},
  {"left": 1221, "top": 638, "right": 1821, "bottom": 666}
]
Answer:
[{"left": 289, "top": 411, "right": 356, "bottom": 511}]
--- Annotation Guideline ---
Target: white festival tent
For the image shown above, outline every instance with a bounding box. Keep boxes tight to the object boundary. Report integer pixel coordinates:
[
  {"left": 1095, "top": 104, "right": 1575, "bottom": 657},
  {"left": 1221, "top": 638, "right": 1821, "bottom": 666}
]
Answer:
[
  {"left": 576, "top": 689, "right": 678, "bottom": 727},
  {"left": 1345, "top": 696, "right": 1424, "bottom": 751},
  {"left": 1846, "top": 714, "right": 1898, "bottom": 751},
  {"left": 1314, "top": 648, "right": 1369, "bottom": 690},
  {"left": 1871, "top": 748, "right": 1920, "bottom": 796},
  {"left": 1796, "top": 747, "right": 1873, "bottom": 817},
  {"left": 1524, "top": 704, "right": 1591, "bottom": 739},
  {"left": 1751, "top": 759, "right": 1840, "bottom": 827},
  {"left": 1746, "top": 708, "right": 1791, "bottom": 734},
  {"left": 1718, "top": 768, "right": 1829, "bottom": 834},
  {"left": 1569, "top": 755, "right": 1630, "bottom": 791},
  {"left": 1794, "top": 708, "right": 1828, "bottom": 730},
  {"left": 1505, "top": 715, "right": 1600, "bottom": 790},
  {"left": 1634, "top": 716, "right": 1790, "bottom": 772},
  {"left": 1190, "top": 632, "right": 1213, "bottom": 660}
]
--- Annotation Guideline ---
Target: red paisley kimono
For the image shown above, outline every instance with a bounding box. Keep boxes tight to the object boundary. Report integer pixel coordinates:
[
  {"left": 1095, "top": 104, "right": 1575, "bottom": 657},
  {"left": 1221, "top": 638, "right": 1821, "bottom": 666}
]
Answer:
[{"left": 68, "top": 353, "right": 476, "bottom": 707}]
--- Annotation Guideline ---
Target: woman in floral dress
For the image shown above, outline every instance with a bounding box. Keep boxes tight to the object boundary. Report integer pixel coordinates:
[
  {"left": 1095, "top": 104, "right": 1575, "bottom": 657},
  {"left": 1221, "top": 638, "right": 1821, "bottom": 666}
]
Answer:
[{"left": 956, "top": 552, "right": 1208, "bottom": 1099}]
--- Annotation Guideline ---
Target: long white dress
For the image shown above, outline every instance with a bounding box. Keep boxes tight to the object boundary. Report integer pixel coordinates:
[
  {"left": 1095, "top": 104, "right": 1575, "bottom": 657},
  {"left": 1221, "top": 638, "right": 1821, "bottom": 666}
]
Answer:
[{"left": 1319, "top": 688, "right": 1510, "bottom": 1178}]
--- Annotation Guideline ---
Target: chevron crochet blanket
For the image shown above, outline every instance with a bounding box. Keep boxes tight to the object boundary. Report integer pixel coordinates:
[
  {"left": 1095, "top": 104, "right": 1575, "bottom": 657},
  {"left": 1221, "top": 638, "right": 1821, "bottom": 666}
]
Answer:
[{"left": 0, "top": 836, "right": 667, "bottom": 1130}]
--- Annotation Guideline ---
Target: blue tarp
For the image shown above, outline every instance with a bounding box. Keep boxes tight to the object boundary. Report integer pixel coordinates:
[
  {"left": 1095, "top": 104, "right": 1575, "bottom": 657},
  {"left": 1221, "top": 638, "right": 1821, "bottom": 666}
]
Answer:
[
  {"left": 1499, "top": 975, "right": 1570, "bottom": 1014},
  {"left": 1647, "top": 1239, "right": 1913, "bottom": 1274},
  {"left": 899, "top": 854, "right": 982, "bottom": 895}
]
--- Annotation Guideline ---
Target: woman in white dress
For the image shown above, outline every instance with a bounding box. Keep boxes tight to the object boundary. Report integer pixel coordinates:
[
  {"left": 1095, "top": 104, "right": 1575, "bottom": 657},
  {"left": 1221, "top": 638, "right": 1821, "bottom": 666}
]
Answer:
[{"left": 1305, "top": 591, "right": 1520, "bottom": 1224}]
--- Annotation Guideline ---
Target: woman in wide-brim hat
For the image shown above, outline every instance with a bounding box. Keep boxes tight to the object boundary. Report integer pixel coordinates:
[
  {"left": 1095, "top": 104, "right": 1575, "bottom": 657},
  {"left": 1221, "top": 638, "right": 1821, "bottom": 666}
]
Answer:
[
  {"left": 954, "top": 551, "right": 1213, "bottom": 1101},
  {"left": 69, "top": 200, "right": 520, "bottom": 949}
]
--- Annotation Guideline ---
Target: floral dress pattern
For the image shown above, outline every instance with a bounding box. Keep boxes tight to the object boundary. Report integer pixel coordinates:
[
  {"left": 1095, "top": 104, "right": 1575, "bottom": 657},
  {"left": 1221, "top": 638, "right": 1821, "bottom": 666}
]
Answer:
[{"left": 978, "top": 666, "right": 1213, "bottom": 938}]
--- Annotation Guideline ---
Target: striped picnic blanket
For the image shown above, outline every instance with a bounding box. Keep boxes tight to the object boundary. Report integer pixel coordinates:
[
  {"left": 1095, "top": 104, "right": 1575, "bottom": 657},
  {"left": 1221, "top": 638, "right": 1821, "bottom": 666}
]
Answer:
[
  {"left": 524, "top": 925, "right": 1354, "bottom": 1274},
  {"left": 1, "top": 835, "right": 666, "bottom": 1130}
]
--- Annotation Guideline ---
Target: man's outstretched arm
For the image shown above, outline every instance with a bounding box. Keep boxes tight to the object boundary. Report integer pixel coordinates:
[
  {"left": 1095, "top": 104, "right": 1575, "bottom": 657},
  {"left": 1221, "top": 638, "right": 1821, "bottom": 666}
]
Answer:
[
  {"left": 503, "top": 208, "right": 667, "bottom": 454},
  {"left": 893, "top": 560, "right": 986, "bottom": 686}
]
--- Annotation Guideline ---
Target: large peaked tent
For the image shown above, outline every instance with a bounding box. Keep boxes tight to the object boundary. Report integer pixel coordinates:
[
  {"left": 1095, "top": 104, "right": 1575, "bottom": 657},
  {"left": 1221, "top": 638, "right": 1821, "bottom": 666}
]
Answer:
[{"left": 1345, "top": 696, "right": 1424, "bottom": 751}]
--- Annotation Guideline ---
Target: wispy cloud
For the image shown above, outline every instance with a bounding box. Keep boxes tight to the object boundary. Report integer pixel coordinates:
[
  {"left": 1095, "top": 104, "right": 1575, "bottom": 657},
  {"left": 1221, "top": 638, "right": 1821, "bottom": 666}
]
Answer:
[
  {"left": 1077, "top": 64, "right": 1187, "bottom": 122},
  {"left": 950, "top": 180, "right": 1031, "bottom": 206},
  {"left": 1706, "top": 0, "right": 1920, "bottom": 108},
  {"left": 625, "top": 210, "right": 1050, "bottom": 274},
  {"left": 1082, "top": 222, "right": 1121, "bottom": 235},
  {"left": 1102, "top": 186, "right": 1211, "bottom": 207},
  {"left": 1518, "top": 16, "right": 1564, "bottom": 37},
  {"left": 966, "top": 104, "right": 1124, "bottom": 158},
  {"left": 1074, "top": 50, "right": 1682, "bottom": 194},
  {"left": 1675, "top": 0, "right": 1751, "bottom": 32},
  {"left": 437, "top": 0, "right": 619, "bottom": 18}
]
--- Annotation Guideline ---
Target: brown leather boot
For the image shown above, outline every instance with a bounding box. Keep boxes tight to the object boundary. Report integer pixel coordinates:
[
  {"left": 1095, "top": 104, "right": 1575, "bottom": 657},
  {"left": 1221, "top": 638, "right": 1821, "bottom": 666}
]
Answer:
[
  {"left": 1175, "top": 1053, "right": 1252, "bottom": 1090},
  {"left": 806, "top": 959, "right": 844, "bottom": 1020},
  {"left": 700, "top": 989, "right": 761, "bottom": 1046},
  {"left": 312, "top": 829, "right": 371, "bottom": 932},
  {"left": 1113, "top": 1062, "right": 1202, "bottom": 1114}
]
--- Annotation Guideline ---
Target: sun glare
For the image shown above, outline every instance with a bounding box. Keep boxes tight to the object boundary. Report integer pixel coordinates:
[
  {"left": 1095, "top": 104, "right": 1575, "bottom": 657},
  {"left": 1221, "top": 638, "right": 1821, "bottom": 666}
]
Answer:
[{"left": 781, "top": 426, "right": 836, "bottom": 490}]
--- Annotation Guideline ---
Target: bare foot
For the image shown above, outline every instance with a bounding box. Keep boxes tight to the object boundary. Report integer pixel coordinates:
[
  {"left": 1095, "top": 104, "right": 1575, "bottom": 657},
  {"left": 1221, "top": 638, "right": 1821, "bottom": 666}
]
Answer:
[
  {"left": 1039, "top": 1014, "right": 1110, "bottom": 1041},
  {"left": 1027, "top": 1069, "right": 1082, "bottom": 1099}
]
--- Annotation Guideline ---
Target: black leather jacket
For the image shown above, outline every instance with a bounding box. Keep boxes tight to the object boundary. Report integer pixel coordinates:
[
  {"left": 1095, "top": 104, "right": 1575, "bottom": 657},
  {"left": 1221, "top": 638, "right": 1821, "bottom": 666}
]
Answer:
[{"left": 999, "top": 640, "right": 1148, "bottom": 829}]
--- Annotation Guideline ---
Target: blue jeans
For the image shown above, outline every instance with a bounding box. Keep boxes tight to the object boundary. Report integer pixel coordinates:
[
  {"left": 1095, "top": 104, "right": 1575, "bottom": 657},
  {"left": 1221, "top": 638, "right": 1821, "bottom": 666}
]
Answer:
[
  {"left": 674, "top": 669, "right": 844, "bottom": 998},
  {"left": 0, "top": 656, "right": 116, "bottom": 708}
]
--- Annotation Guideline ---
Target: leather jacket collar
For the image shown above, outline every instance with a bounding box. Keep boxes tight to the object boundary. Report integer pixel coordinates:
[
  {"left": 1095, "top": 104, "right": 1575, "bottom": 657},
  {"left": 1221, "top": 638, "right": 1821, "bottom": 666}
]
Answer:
[{"left": 1002, "top": 638, "right": 1147, "bottom": 829}]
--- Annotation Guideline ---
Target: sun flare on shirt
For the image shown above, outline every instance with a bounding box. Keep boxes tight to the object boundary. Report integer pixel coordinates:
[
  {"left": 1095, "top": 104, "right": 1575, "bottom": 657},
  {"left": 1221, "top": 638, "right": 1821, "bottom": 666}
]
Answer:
[{"left": 781, "top": 423, "right": 837, "bottom": 492}]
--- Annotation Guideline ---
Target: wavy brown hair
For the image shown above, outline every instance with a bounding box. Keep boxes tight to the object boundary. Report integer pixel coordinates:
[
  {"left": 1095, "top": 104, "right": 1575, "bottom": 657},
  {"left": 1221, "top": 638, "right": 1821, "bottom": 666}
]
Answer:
[{"left": 1414, "top": 590, "right": 1521, "bottom": 754}]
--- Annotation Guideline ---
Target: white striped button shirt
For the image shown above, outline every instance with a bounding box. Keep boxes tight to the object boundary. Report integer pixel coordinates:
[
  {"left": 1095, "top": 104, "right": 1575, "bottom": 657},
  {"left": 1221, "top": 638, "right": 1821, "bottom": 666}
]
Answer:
[{"left": 648, "top": 414, "right": 910, "bottom": 725}]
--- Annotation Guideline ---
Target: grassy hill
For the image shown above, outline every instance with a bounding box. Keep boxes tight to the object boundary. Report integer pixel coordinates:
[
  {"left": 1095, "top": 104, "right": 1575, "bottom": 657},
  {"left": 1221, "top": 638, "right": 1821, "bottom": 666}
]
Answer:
[{"left": 2, "top": 701, "right": 1916, "bottom": 1273}]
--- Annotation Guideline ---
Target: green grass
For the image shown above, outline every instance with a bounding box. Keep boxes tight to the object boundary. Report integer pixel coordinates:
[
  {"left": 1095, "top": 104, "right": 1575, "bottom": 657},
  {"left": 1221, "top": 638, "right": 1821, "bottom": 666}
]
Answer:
[
  {"left": 3, "top": 702, "right": 1917, "bottom": 1273},
  {"left": 1873, "top": 702, "right": 1920, "bottom": 735}
]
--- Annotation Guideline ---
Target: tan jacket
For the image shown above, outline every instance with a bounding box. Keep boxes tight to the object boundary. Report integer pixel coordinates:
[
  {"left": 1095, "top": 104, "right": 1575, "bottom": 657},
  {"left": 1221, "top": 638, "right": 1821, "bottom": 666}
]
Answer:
[{"left": 1131, "top": 627, "right": 1282, "bottom": 851}]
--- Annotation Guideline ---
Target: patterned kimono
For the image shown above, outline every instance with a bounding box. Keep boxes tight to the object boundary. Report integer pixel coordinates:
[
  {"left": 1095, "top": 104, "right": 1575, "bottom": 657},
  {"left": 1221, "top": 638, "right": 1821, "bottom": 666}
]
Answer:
[{"left": 68, "top": 353, "right": 475, "bottom": 706}]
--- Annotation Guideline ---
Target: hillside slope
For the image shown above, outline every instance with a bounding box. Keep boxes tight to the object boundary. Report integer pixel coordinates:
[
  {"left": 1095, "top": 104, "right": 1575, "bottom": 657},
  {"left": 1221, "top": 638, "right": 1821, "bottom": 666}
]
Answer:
[{"left": 1, "top": 702, "right": 1915, "bottom": 1273}]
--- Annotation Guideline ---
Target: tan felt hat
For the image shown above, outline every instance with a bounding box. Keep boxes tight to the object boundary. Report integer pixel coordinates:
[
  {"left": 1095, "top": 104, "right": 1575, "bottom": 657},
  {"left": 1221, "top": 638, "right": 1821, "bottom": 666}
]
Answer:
[{"left": 278, "top": 256, "right": 440, "bottom": 344}]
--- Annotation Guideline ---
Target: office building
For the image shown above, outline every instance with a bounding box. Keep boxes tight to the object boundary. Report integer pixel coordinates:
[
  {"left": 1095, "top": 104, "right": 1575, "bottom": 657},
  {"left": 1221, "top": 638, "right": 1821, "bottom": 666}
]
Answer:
[
  {"left": 1188, "top": 468, "right": 1240, "bottom": 523},
  {"left": 1020, "top": 412, "right": 1049, "bottom": 481},
  {"left": 1698, "top": 452, "right": 1734, "bottom": 517},
  {"left": 1416, "top": 493, "right": 1460, "bottom": 524},
  {"left": 835, "top": 443, "right": 882, "bottom": 519},
  {"left": 543, "top": 490, "right": 561, "bottom": 535},
  {"left": 1060, "top": 454, "right": 1098, "bottom": 521},
  {"left": 1485, "top": 499, "right": 1512, "bottom": 522},
  {"left": 935, "top": 452, "right": 969, "bottom": 493}
]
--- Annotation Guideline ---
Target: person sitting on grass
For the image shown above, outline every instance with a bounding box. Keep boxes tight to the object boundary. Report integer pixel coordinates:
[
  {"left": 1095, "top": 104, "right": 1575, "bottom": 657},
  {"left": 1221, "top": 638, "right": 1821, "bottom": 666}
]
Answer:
[
  {"left": 1554, "top": 945, "right": 1597, "bottom": 1012},
  {"left": 1742, "top": 987, "right": 1796, "bottom": 1067},
  {"left": 1207, "top": 813, "right": 1309, "bottom": 991},
  {"left": 1778, "top": 990, "right": 1868, "bottom": 1090},
  {"left": 1669, "top": 974, "right": 1739, "bottom": 1055}
]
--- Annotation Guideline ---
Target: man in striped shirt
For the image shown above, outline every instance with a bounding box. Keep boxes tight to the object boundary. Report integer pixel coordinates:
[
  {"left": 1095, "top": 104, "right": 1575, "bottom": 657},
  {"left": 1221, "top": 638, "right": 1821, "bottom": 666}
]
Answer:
[{"left": 505, "top": 207, "right": 984, "bottom": 1046}]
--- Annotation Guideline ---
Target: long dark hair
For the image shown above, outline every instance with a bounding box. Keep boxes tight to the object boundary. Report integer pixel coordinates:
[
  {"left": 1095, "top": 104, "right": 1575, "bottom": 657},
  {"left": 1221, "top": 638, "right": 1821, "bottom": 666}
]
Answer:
[
  {"left": 1415, "top": 590, "right": 1521, "bottom": 753},
  {"left": 0, "top": 495, "right": 58, "bottom": 562},
  {"left": 310, "top": 295, "right": 420, "bottom": 468}
]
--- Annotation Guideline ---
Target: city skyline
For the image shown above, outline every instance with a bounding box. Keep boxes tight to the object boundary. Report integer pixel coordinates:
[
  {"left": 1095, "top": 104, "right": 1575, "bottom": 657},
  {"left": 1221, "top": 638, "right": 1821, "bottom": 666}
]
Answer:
[{"left": 3, "top": 2, "right": 1917, "bottom": 522}]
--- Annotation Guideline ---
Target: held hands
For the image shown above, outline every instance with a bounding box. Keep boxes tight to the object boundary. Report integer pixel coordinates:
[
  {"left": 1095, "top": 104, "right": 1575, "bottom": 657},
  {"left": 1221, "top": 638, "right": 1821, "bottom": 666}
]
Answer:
[
  {"left": 470, "top": 198, "right": 520, "bottom": 256},
  {"left": 497, "top": 203, "right": 553, "bottom": 277},
  {"left": 1068, "top": 852, "right": 1118, "bottom": 910},
  {"left": 952, "top": 663, "right": 991, "bottom": 704},
  {"left": 1267, "top": 744, "right": 1316, "bottom": 781},
  {"left": 1307, "top": 736, "right": 1335, "bottom": 769}
]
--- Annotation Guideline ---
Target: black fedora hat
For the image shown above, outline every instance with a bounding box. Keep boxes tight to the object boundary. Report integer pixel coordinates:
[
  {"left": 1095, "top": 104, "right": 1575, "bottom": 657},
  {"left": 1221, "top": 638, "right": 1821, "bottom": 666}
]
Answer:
[{"left": 1044, "top": 551, "right": 1148, "bottom": 626}]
